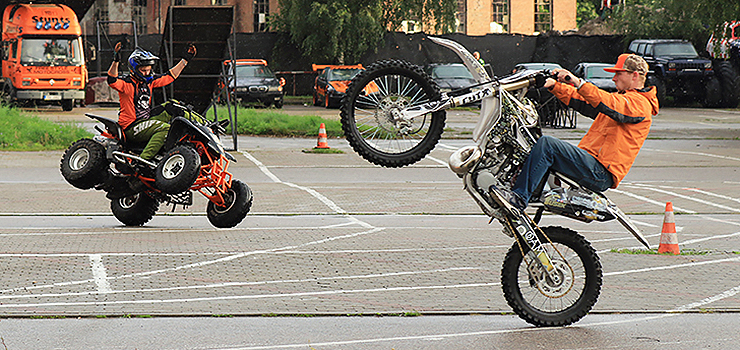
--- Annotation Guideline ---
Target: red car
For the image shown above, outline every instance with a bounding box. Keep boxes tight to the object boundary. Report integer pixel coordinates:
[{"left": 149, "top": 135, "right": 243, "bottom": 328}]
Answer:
[{"left": 312, "top": 64, "right": 363, "bottom": 108}]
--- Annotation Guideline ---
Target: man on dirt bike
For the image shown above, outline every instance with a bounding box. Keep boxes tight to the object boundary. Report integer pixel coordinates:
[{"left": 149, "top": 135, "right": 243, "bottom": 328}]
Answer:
[
  {"left": 495, "top": 53, "right": 659, "bottom": 210},
  {"left": 107, "top": 42, "right": 197, "bottom": 162}
]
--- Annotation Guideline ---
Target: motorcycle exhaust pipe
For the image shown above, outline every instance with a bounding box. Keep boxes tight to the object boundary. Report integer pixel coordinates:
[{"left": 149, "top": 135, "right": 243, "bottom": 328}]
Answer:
[{"left": 449, "top": 145, "right": 482, "bottom": 175}]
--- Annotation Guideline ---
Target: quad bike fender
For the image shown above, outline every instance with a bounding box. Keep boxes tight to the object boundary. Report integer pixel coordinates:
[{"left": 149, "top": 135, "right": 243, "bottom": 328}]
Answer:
[{"left": 165, "top": 117, "right": 236, "bottom": 161}]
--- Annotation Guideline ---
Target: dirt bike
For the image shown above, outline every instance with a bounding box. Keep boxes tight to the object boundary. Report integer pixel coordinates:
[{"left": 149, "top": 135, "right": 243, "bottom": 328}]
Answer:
[
  {"left": 340, "top": 37, "right": 651, "bottom": 326},
  {"left": 60, "top": 100, "right": 252, "bottom": 228}
]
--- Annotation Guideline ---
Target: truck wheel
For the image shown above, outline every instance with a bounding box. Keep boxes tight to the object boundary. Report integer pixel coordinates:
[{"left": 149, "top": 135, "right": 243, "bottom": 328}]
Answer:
[
  {"left": 207, "top": 179, "right": 252, "bottom": 228},
  {"left": 61, "top": 99, "right": 74, "bottom": 111},
  {"left": 703, "top": 77, "right": 723, "bottom": 108},
  {"left": 715, "top": 61, "right": 740, "bottom": 108},
  {"left": 646, "top": 76, "right": 667, "bottom": 106},
  {"left": 155, "top": 145, "right": 201, "bottom": 194},
  {"left": 0, "top": 83, "right": 15, "bottom": 106},
  {"left": 111, "top": 193, "right": 159, "bottom": 226},
  {"left": 60, "top": 138, "right": 109, "bottom": 189}
]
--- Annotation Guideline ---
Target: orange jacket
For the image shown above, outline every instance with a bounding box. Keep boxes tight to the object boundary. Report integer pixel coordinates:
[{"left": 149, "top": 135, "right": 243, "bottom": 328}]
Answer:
[
  {"left": 107, "top": 73, "right": 175, "bottom": 129},
  {"left": 549, "top": 82, "right": 659, "bottom": 188}
]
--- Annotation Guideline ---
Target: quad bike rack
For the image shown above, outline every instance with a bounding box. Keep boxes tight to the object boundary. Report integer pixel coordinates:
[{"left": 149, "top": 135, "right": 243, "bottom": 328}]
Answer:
[{"left": 159, "top": 5, "right": 238, "bottom": 150}]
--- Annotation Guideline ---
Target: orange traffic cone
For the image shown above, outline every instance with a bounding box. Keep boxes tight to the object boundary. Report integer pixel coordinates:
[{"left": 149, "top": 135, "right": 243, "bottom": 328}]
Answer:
[
  {"left": 315, "top": 123, "right": 330, "bottom": 149},
  {"left": 658, "top": 202, "right": 679, "bottom": 255}
]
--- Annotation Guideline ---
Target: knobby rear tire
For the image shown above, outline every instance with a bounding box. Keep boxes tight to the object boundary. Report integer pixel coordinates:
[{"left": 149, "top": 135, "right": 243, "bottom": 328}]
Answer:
[
  {"left": 206, "top": 179, "right": 252, "bottom": 228},
  {"left": 340, "top": 59, "right": 446, "bottom": 168},
  {"left": 110, "top": 192, "right": 159, "bottom": 226}
]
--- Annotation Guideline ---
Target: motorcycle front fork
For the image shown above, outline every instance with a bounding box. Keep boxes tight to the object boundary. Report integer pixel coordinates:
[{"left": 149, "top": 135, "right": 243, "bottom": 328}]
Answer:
[{"left": 502, "top": 211, "right": 562, "bottom": 284}]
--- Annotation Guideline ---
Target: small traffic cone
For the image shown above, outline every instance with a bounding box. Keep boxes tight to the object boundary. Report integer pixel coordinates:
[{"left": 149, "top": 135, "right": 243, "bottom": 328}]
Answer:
[
  {"left": 315, "top": 123, "right": 330, "bottom": 149},
  {"left": 658, "top": 202, "right": 680, "bottom": 255}
]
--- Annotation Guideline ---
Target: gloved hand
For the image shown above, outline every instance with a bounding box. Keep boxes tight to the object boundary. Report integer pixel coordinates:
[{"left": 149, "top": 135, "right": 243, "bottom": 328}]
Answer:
[
  {"left": 181, "top": 43, "right": 196, "bottom": 62},
  {"left": 112, "top": 41, "right": 123, "bottom": 62}
]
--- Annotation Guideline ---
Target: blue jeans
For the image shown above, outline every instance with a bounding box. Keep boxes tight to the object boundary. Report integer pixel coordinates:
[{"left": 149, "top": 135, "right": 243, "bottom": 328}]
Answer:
[{"left": 512, "top": 135, "right": 613, "bottom": 203}]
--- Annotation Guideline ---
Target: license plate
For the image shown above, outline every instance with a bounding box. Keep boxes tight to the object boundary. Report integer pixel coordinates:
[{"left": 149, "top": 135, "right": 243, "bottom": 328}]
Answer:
[{"left": 43, "top": 94, "right": 61, "bottom": 101}]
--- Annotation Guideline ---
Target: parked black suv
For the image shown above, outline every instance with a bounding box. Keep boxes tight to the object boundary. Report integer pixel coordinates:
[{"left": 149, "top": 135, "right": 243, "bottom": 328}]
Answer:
[{"left": 628, "top": 39, "right": 721, "bottom": 107}]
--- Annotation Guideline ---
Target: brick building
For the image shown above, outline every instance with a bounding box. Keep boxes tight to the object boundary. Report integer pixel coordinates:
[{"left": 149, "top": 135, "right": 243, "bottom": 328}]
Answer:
[{"left": 80, "top": 0, "right": 575, "bottom": 36}]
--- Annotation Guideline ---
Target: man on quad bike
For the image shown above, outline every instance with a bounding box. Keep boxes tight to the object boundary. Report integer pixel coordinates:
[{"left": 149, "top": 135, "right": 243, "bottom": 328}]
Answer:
[{"left": 107, "top": 42, "right": 198, "bottom": 162}]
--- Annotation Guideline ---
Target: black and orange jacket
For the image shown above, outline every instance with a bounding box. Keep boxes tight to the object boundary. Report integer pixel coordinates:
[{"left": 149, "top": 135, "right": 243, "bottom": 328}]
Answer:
[
  {"left": 107, "top": 73, "right": 175, "bottom": 129},
  {"left": 549, "top": 82, "right": 659, "bottom": 188}
]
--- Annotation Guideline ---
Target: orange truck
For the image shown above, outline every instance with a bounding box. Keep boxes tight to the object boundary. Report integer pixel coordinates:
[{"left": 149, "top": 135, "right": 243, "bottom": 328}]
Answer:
[{"left": 1, "top": 3, "right": 86, "bottom": 111}]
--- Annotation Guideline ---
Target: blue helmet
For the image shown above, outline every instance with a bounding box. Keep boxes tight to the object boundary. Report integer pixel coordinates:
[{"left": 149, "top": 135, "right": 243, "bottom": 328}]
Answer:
[{"left": 128, "top": 48, "right": 159, "bottom": 83}]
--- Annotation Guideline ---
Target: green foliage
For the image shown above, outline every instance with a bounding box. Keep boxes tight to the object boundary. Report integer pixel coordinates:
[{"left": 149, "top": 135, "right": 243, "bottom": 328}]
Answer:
[
  {"left": 611, "top": 0, "right": 740, "bottom": 47},
  {"left": 0, "top": 106, "right": 91, "bottom": 151},
  {"left": 577, "top": 0, "right": 599, "bottom": 27},
  {"left": 205, "top": 106, "right": 343, "bottom": 137},
  {"left": 271, "top": 0, "right": 457, "bottom": 65},
  {"left": 383, "top": 0, "right": 457, "bottom": 34},
  {"left": 272, "top": 0, "right": 385, "bottom": 64}
]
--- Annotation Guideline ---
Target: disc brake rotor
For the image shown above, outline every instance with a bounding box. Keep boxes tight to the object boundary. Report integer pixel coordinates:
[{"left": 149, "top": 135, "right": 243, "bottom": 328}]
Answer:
[{"left": 528, "top": 258, "right": 575, "bottom": 298}]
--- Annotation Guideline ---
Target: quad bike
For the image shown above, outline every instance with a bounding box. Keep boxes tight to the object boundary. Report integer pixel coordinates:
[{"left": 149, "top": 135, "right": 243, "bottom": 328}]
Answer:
[
  {"left": 60, "top": 100, "right": 252, "bottom": 228},
  {"left": 340, "top": 37, "right": 651, "bottom": 326}
]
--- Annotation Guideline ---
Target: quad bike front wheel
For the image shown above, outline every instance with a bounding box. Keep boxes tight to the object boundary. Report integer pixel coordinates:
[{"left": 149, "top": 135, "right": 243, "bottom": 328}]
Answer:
[
  {"left": 501, "top": 226, "right": 602, "bottom": 327},
  {"left": 60, "top": 138, "right": 109, "bottom": 190},
  {"left": 340, "top": 59, "right": 446, "bottom": 168},
  {"left": 111, "top": 193, "right": 159, "bottom": 226},
  {"left": 207, "top": 179, "right": 252, "bottom": 228},
  {"left": 155, "top": 145, "right": 201, "bottom": 194}
]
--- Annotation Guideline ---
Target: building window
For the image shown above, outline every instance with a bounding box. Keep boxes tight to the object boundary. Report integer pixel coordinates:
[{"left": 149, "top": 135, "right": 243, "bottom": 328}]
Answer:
[
  {"left": 456, "top": 0, "right": 466, "bottom": 33},
  {"left": 534, "top": 0, "right": 552, "bottom": 33},
  {"left": 211, "top": 0, "right": 227, "bottom": 4},
  {"left": 174, "top": 0, "right": 186, "bottom": 5},
  {"left": 491, "top": 0, "right": 509, "bottom": 33},
  {"left": 254, "top": 0, "right": 269, "bottom": 32},
  {"left": 133, "top": 0, "right": 147, "bottom": 34}
]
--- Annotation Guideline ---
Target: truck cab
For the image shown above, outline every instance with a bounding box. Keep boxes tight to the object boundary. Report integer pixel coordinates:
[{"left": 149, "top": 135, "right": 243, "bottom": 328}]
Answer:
[{"left": 1, "top": 3, "right": 87, "bottom": 111}]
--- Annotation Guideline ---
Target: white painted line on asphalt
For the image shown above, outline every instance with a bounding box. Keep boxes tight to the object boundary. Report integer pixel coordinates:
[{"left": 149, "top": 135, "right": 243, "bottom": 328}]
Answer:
[
  {"left": 603, "top": 256, "right": 740, "bottom": 277},
  {"left": 0, "top": 267, "right": 485, "bottom": 301},
  {"left": 685, "top": 188, "right": 740, "bottom": 204},
  {"left": 643, "top": 148, "right": 740, "bottom": 163},
  {"left": 240, "top": 149, "right": 374, "bottom": 229},
  {"left": 672, "top": 284, "right": 740, "bottom": 312},
  {"left": 0, "top": 227, "right": 386, "bottom": 294},
  {"left": 89, "top": 254, "right": 112, "bottom": 293},
  {"left": 610, "top": 188, "right": 696, "bottom": 213},
  {"left": 627, "top": 184, "right": 740, "bottom": 213},
  {"left": 425, "top": 155, "right": 448, "bottom": 166},
  {"left": 0, "top": 281, "right": 502, "bottom": 309}
]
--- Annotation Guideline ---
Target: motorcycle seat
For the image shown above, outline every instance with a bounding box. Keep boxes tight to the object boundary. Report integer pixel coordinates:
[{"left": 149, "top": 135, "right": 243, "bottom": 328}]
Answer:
[{"left": 86, "top": 113, "right": 125, "bottom": 141}]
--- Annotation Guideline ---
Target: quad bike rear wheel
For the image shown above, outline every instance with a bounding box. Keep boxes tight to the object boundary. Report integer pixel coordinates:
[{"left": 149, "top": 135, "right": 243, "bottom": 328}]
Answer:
[
  {"left": 60, "top": 138, "right": 109, "bottom": 190},
  {"left": 340, "top": 59, "right": 446, "bottom": 167},
  {"left": 111, "top": 193, "right": 159, "bottom": 226},
  {"left": 207, "top": 179, "right": 252, "bottom": 228},
  {"left": 155, "top": 145, "right": 201, "bottom": 194},
  {"left": 501, "top": 226, "right": 602, "bottom": 327}
]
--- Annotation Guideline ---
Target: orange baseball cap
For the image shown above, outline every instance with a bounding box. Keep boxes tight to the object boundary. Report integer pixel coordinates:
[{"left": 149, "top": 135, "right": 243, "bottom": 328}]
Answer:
[{"left": 604, "top": 54, "right": 648, "bottom": 75}]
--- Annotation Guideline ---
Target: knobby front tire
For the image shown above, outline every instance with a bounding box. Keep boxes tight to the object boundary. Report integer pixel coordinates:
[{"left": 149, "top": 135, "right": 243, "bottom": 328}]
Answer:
[
  {"left": 501, "top": 226, "right": 602, "bottom": 327},
  {"left": 340, "top": 59, "right": 446, "bottom": 168}
]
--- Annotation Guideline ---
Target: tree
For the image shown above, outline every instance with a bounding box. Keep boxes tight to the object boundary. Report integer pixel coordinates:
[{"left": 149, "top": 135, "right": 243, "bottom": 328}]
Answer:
[
  {"left": 271, "top": 0, "right": 457, "bottom": 65},
  {"left": 611, "top": 0, "right": 740, "bottom": 47}
]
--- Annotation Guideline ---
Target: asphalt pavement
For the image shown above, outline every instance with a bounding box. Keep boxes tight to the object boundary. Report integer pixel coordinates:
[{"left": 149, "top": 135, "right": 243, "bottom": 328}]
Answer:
[{"left": 0, "top": 105, "right": 739, "bottom": 349}]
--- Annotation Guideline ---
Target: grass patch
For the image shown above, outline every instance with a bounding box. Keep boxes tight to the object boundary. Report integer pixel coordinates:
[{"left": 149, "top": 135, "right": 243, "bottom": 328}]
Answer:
[
  {"left": 205, "top": 105, "right": 342, "bottom": 137},
  {"left": 0, "top": 106, "right": 91, "bottom": 151},
  {"left": 611, "top": 248, "right": 710, "bottom": 255},
  {"left": 302, "top": 148, "right": 344, "bottom": 154}
]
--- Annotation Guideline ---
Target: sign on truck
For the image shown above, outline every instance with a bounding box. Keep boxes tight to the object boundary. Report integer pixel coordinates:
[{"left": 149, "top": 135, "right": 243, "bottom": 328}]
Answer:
[{"left": 1, "top": 3, "right": 86, "bottom": 111}]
